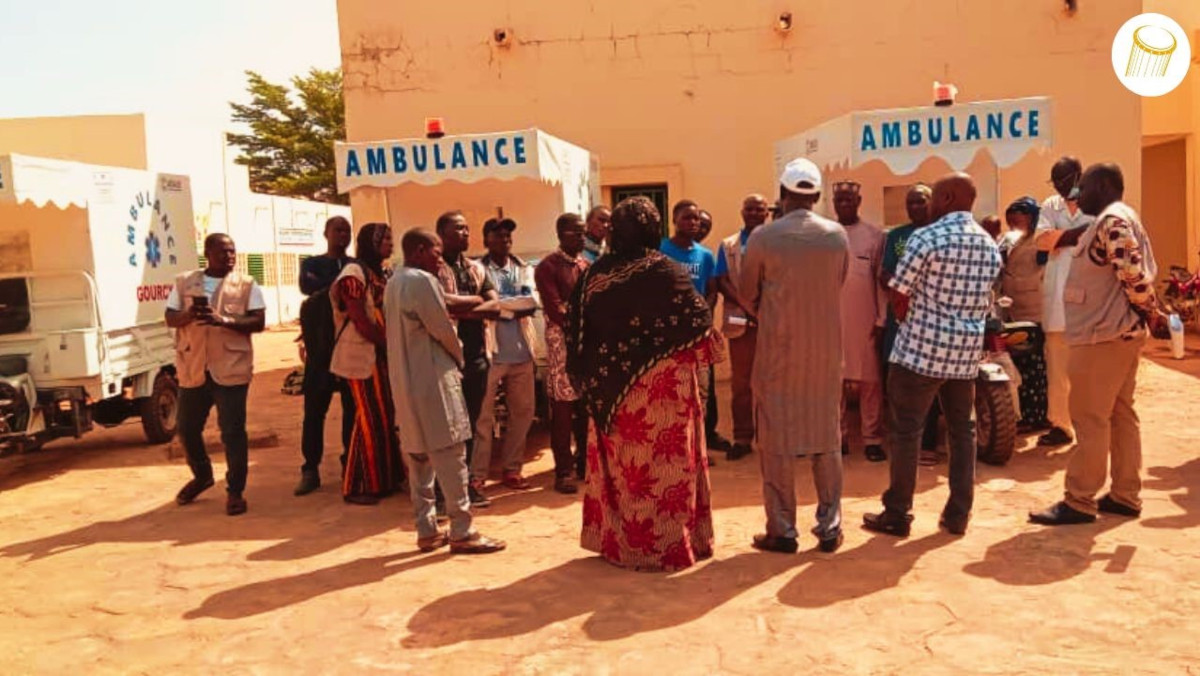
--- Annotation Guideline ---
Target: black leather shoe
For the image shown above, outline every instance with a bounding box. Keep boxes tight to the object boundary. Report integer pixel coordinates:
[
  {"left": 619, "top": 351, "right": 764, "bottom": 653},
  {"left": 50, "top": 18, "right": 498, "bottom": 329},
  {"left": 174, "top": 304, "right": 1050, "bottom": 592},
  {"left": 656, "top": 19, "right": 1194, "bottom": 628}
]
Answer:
[
  {"left": 727, "top": 443, "right": 752, "bottom": 461},
  {"left": 293, "top": 472, "right": 320, "bottom": 497},
  {"left": 707, "top": 434, "right": 734, "bottom": 453},
  {"left": 1038, "top": 427, "right": 1073, "bottom": 447},
  {"left": 818, "top": 531, "right": 844, "bottom": 553},
  {"left": 176, "top": 477, "right": 215, "bottom": 505},
  {"left": 1098, "top": 494, "right": 1141, "bottom": 518},
  {"left": 938, "top": 514, "right": 969, "bottom": 536},
  {"left": 1028, "top": 501, "right": 1096, "bottom": 525},
  {"left": 752, "top": 533, "right": 799, "bottom": 554},
  {"left": 226, "top": 493, "right": 248, "bottom": 516},
  {"left": 862, "top": 511, "right": 913, "bottom": 537},
  {"left": 865, "top": 445, "right": 887, "bottom": 463},
  {"left": 554, "top": 476, "right": 579, "bottom": 495}
]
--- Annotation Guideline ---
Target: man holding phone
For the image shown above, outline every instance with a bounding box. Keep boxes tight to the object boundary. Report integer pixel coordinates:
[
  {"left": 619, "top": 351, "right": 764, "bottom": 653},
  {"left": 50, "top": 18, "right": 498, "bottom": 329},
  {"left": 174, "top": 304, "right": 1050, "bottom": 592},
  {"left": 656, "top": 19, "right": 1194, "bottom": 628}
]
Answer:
[{"left": 165, "top": 233, "right": 266, "bottom": 516}]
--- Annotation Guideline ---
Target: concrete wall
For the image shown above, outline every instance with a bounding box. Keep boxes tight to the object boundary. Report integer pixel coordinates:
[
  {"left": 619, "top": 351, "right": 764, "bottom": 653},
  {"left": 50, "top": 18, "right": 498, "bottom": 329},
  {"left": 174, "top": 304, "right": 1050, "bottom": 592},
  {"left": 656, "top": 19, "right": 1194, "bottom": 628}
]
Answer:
[
  {"left": 198, "top": 163, "right": 353, "bottom": 326},
  {"left": 338, "top": 0, "right": 1143, "bottom": 246},
  {"left": 1143, "top": 138, "right": 1189, "bottom": 272},
  {"left": 0, "top": 114, "right": 147, "bottom": 170},
  {"left": 1143, "top": 0, "right": 1200, "bottom": 271}
]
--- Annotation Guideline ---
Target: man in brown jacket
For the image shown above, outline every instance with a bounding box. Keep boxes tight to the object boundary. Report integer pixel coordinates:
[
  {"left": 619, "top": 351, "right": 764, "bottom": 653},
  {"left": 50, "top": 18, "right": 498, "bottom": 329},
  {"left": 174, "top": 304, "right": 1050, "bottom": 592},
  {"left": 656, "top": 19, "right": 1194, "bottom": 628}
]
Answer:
[
  {"left": 166, "top": 234, "right": 266, "bottom": 516},
  {"left": 534, "top": 213, "right": 590, "bottom": 493}
]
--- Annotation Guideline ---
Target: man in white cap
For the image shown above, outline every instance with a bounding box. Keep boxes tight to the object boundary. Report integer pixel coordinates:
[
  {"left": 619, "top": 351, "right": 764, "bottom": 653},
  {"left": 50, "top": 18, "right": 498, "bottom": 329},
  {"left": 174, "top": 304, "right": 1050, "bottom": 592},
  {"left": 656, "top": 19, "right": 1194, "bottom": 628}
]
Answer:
[{"left": 742, "top": 157, "right": 849, "bottom": 554}]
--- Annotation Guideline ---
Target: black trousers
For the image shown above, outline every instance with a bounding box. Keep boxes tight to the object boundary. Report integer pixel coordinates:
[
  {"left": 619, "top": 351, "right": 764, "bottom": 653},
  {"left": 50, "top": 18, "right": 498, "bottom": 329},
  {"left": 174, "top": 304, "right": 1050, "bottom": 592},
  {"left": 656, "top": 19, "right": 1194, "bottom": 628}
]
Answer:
[
  {"left": 178, "top": 374, "right": 250, "bottom": 495},
  {"left": 461, "top": 357, "right": 490, "bottom": 467},
  {"left": 705, "top": 363, "right": 719, "bottom": 438},
  {"left": 573, "top": 401, "right": 589, "bottom": 477},
  {"left": 883, "top": 365, "right": 976, "bottom": 521},
  {"left": 300, "top": 369, "right": 354, "bottom": 475}
]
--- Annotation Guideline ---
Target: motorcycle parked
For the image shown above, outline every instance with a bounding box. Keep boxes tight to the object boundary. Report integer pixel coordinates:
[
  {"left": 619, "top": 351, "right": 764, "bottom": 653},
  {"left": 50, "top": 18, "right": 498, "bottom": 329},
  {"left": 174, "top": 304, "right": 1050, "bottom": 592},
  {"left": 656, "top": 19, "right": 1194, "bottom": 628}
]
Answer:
[
  {"left": 1161, "top": 265, "right": 1200, "bottom": 326},
  {"left": 976, "top": 315, "right": 1020, "bottom": 466}
]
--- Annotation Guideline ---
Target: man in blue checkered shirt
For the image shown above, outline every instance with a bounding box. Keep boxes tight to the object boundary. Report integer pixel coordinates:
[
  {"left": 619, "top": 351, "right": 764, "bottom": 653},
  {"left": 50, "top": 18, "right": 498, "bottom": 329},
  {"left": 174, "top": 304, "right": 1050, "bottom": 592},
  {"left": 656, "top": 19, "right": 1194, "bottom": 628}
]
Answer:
[{"left": 863, "top": 173, "right": 1001, "bottom": 537}]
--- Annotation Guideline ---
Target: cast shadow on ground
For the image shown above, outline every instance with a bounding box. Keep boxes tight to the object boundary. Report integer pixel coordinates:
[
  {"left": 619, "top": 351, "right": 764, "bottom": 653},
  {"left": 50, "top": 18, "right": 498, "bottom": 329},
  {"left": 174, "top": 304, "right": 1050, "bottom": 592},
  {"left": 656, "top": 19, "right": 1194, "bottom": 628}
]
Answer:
[
  {"left": 1141, "top": 458, "right": 1200, "bottom": 530},
  {"left": 775, "top": 533, "right": 953, "bottom": 608},
  {"left": 962, "top": 519, "right": 1134, "bottom": 586},
  {"left": 184, "top": 550, "right": 449, "bottom": 620},
  {"left": 403, "top": 551, "right": 802, "bottom": 648},
  {"left": 1143, "top": 340, "right": 1200, "bottom": 380},
  {"left": 0, "top": 494, "right": 400, "bottom": 563},
  {"left": 0, "top": 423, "right": 175, "bottom": 492}
]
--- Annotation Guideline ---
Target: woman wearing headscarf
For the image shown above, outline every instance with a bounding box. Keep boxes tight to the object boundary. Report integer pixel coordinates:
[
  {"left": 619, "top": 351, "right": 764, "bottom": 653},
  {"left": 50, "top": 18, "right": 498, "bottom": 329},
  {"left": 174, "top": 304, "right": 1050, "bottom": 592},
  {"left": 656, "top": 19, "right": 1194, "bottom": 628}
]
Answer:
[
  {"left": 329, "top": 222, "right": 405, "bottom": 504},
  {"left": 566, "top": 196, "right": 722, "bottom": 572},
  {"left": 1000, "top": 197, "right": 1050, "bottom": 432}
]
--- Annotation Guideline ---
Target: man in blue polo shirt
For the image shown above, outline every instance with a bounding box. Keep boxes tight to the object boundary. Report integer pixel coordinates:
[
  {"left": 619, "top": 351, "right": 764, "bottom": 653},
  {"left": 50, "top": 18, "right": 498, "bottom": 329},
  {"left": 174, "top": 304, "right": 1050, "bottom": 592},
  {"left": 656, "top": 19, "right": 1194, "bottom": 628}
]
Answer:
[
  {"left": 660, "top": 200, "right": 726, "bottom": 462},
  {"left": 661, "top": 200, "right": 717, "bottom": 298}
]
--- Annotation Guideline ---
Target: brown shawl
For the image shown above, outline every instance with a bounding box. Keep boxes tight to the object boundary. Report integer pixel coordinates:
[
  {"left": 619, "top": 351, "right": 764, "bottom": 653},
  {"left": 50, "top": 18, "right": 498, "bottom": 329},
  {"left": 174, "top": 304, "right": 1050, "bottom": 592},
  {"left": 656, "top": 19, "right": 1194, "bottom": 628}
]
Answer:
[{"left": 565, "top": 250, "right": 712, "bottom": 434}]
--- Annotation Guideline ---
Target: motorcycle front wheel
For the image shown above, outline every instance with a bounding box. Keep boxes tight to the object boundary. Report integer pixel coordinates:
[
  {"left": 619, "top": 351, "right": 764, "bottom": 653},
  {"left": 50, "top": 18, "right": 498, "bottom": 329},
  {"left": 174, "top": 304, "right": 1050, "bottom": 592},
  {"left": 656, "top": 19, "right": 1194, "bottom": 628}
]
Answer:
[{"left": 976, "top": 380, "right": 1017, "bottom": 466}]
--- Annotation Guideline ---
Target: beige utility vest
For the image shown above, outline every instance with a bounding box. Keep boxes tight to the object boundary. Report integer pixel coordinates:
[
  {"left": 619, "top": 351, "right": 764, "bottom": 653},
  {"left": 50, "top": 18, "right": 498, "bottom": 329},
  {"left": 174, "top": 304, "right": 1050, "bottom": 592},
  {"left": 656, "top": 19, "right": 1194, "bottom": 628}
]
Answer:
[
  {"left": 720, "top": 231, "right": 750, "bottom": 339},
  {"left": 1063, "top": 202, "right": 1157, "bottom": 347},
  {"left": 329, "top": 263, "right": 383, "bottom": 381},
  {"left": 173, "top": 270, "right": 255, "bottom": 388}
]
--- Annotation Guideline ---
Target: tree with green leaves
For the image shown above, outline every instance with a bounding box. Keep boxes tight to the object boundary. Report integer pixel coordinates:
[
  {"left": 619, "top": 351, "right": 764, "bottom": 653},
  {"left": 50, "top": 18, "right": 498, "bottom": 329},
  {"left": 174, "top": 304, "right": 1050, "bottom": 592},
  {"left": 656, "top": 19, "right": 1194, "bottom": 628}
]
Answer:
[{"left": 228, "top": 68, "right": 346, "bottom": 205}]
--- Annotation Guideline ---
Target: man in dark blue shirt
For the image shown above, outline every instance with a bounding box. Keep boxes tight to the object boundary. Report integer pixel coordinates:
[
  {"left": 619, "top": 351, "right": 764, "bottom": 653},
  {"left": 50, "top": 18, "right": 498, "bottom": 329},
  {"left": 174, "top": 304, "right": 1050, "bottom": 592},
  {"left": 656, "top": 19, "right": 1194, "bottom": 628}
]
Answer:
[{"left": 296, "top": 216, "right": 354, "bottom": 496}]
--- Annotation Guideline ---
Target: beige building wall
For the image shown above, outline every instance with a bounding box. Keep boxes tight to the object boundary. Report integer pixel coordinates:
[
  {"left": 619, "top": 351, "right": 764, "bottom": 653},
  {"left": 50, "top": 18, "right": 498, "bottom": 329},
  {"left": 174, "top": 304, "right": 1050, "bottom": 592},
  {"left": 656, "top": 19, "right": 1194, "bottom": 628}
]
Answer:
[
  {"left": 0, "top": 114, "right": 147, "bottom": 170},
  {"left": 338, "top": 0, "right": 1143, "bottom": 249},
  {"left": 1143, "top": 0, "right": 1200, "bottom": 271}
]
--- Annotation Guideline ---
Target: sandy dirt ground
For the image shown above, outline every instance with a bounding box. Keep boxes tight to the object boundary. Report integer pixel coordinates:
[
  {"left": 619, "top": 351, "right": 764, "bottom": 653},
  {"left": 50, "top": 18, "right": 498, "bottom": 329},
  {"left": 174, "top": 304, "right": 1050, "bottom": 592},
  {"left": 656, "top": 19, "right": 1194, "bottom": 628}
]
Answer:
[{"left": 1, "top": 326, "right": 1198, "bottom": 675}]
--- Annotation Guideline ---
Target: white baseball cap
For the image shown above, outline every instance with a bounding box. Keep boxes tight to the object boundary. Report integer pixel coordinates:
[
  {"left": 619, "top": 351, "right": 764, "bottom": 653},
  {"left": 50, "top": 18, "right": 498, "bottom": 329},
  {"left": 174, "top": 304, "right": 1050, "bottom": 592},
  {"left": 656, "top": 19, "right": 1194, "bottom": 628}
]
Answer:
[{"left": 779, "top": 157, "right": 822, "bottom": 195}]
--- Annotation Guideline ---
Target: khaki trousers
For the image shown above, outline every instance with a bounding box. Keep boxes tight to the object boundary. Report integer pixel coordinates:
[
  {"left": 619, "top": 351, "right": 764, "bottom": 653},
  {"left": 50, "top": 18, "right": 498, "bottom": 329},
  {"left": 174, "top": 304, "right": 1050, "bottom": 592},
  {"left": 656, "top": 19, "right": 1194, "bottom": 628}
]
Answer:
[
  {"left": 471, "top": 360, "right": 536, "bottom": 480},
  {"left": 841, "top": 380, "right": 884, "bottom": 446},
  {"left": 728, "top": 328, "right": 757, "bottom": 444},
  {"left": 1045, "top": 332, "right": 1075, "bottom": 435},
  {"left": 1064, "top": 336, "right": 1144, "bottom": 515}
]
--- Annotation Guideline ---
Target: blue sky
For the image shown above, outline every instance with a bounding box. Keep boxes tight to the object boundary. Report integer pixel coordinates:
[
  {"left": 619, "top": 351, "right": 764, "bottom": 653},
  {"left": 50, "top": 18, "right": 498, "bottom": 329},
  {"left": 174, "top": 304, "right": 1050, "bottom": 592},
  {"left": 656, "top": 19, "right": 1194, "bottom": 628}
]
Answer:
[{"left": 0, "top": 0, "right": 341, "bottom": 199}]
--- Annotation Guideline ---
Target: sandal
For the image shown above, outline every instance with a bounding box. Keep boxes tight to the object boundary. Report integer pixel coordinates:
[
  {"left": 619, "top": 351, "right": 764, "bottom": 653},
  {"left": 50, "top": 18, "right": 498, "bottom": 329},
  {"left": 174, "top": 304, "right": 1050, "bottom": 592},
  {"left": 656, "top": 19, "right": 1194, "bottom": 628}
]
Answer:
[
  {"left": 417, "top": 531, "right": 450, "bottom": 553},
  {"left": 450, "top": 533, "right": 507, "bottom": 554},
  {"left": 502, "top": 473, "right": 533, "bottom": 490}
]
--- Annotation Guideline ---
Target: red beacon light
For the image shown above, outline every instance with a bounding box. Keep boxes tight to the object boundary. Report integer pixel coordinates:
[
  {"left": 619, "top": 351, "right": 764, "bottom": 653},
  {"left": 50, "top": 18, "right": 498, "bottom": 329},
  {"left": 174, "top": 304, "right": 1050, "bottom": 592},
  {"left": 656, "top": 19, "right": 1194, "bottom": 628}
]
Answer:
[
  {"left": 425, "top": 117, "right": 446, "bottom": 139},
  {"left": 933, "top": 81, "right": 958, "bottom": 107}
]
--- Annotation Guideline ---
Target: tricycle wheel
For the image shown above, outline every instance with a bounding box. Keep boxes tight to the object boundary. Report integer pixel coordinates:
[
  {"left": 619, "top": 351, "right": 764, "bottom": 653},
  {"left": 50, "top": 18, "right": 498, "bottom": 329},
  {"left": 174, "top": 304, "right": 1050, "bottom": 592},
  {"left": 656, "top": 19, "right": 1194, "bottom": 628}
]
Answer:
[
  {"left": 976, "top": 380, "right": 1017, "bottom": 466},
  {"left": 140, "top": 371, "right": 179, "bottom": 444}
]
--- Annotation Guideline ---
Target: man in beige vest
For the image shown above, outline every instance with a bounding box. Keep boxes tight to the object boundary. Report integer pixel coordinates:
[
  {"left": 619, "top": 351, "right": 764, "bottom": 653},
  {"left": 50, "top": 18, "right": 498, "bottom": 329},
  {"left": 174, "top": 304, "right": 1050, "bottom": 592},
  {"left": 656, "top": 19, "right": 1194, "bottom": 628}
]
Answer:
[
  {"left": 714, "top": 194, "right": 770, "bottom": 460},
  {"left": 1030, "top": 163, "right": 1170, "bottom": 525},
  {"left": 166, "top": 234, "right": 266, "bottom": 516}
]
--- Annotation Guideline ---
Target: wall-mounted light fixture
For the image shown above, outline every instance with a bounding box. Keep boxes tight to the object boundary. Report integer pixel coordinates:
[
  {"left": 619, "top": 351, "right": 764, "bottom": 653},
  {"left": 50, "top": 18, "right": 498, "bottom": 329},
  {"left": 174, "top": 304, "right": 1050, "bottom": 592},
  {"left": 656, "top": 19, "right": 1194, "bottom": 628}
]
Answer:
[{"left": 775, "top": 11, "right": 793, "bottom": 34}]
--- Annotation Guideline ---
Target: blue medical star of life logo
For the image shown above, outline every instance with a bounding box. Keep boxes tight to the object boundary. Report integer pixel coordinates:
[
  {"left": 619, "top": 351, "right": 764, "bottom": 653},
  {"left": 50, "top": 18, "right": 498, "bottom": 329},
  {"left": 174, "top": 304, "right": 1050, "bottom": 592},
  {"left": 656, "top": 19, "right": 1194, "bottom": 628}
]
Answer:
[{"left": 145, "top": 232, "right": 162, "bottom": 268}]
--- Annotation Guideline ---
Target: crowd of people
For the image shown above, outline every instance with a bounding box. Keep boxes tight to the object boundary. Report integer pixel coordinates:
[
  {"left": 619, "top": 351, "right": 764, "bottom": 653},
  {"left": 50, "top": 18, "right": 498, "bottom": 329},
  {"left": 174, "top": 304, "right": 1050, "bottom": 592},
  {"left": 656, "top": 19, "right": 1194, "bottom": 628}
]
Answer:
[{"left": 162, "top": 151, "right": 1170, "bottom": 569}]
